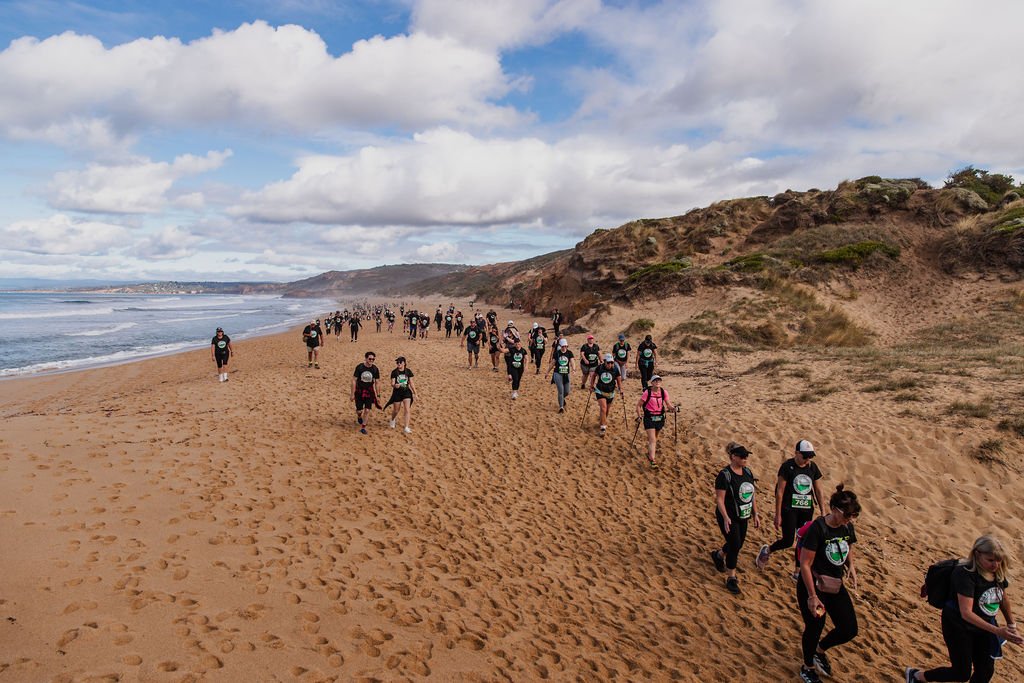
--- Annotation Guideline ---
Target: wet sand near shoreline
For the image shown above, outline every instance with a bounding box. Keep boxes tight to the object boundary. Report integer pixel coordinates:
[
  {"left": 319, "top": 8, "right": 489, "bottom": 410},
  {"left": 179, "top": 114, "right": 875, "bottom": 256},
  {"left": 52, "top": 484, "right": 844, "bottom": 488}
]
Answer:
[{"left": 2, "top": 303, "right": 1023, "bottom": 681}]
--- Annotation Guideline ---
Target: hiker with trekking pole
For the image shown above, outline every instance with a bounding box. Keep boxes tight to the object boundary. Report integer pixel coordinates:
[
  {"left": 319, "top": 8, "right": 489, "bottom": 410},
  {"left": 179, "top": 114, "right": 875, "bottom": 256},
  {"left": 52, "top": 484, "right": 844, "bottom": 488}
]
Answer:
[
  {"left": 586, "top": 353, "right": 624, "bottom": 437},
  {"left": 633, "top": 375, "right": 677, "bottom": 470},
  {"left": 906, "top": 535, "right": 1022, "bottom": 683}
]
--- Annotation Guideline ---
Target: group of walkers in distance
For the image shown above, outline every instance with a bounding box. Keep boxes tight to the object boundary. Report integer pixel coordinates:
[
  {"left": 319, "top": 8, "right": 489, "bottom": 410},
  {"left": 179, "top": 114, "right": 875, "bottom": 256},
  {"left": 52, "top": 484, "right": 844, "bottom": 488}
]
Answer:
[{"left": 211, "top": 299, "right": 1021, "bottom": 683}]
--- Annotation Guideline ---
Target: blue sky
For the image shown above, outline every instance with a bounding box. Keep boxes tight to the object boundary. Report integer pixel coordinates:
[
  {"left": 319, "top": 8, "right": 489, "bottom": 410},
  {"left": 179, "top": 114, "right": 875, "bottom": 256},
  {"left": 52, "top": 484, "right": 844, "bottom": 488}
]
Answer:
[{"left": 1, "top": 0, "right": 1022, "bottom": 283}]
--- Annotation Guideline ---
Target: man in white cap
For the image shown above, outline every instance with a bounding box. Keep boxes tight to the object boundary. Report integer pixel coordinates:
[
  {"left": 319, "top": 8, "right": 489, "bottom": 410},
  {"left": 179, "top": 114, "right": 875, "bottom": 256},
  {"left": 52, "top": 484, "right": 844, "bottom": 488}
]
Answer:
[{"left": 756, "top": 438, "right": 825, "bottom": 570}]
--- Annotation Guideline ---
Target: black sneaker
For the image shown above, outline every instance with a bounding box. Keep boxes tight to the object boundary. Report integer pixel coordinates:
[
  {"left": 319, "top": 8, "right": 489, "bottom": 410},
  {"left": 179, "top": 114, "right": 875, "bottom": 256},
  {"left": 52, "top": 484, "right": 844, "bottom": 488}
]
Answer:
[
  {"left": 710, "top": 550, "right": 726, "bottom": 573},
  {"left": 799, "top": 667, "right": 822, "bottom": 683},
  {"left": 726, "top": 577, "right": 740, "bottom": 594},
  {"left": 813, "top": 651, "right": 832, "bottom": 678},
  {"left": 904, "top": 668, "right": 920, "bottom": 683}
]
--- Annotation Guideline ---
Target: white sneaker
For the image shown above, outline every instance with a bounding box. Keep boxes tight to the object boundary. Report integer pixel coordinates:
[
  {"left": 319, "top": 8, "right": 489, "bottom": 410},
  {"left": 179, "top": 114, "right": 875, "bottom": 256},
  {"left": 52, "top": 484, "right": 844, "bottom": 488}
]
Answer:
[
  {"left": 389, "top": 420, "right": 396, "bottom": 429},
  {"left": 404, "top": 426, "right": 412, "bottom": 434},
  {"left": 512, "top": 391, "right": 518, "bottom": 399}
]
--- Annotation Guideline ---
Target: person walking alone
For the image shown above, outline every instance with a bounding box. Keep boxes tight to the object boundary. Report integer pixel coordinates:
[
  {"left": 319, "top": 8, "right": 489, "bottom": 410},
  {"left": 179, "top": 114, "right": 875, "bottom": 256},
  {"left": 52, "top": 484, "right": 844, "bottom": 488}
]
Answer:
[
  {"left": 210, "top": 327, "right": 234, "bottom": 382},
  {"left": 905, "top": 536, "right": 1023, "bottom": 683}
]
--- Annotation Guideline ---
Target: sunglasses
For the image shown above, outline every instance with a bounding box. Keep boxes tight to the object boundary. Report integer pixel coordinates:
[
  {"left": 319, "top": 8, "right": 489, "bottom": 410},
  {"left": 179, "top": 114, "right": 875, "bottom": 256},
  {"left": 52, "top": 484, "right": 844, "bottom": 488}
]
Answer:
[{"left": 366, "top": 357, "right": 376, "bottom": 361}]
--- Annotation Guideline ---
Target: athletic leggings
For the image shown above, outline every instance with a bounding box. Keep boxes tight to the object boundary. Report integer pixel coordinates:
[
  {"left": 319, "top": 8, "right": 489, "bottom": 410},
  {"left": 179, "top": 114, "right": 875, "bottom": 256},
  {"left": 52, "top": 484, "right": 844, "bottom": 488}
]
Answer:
[
  {"left": 796, "top": 581, "right": 859, "bottom": 668},
  {"left": 769, "top": 507, "right": 813, "bottom": 554},
  {"left": 532, "top": 348, "right": 545, "bottom": 368},
  {"left": 715, "top": 510, "right": 748, "bottom": 570},
  {"left": 922, "top": 609, "right": 996, "bottom": 682},
  {"left": 552, "top": 372, "right": 571, "bottom": 408},
  {"left": 445, "top": 325, "right": 452, "bottom": 338},
  {"left": 510, "top": 369, "right": 524, "bottom": 391},
  {"left": 350, "top": 327, "right": 359, "bottom": 341},
  {"left": 639, "top": 362, "right": 654, "bottom": 389}
]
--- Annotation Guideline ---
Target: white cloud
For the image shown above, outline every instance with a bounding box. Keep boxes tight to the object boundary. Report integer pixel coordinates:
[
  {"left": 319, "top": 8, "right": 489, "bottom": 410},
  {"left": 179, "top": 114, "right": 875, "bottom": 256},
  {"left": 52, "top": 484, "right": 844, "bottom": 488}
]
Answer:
[
  {"left": 132, "top": 225, "right": 203, "bottom": 260},
  {"left": 2, "top": 213, "right": 130, "bottom": 255},
  {"left": 412, "top": 0, "right": 599, "bottom": 50},
  {"left": 0, "top": 21, "right": 521, "bottom": 142},
  {"left": 7, "top": 117, "right": 136, "bottom": 156},
  {"left": 415, "top": 241, "right": 460, "bottom": 262},
  {"left": 230, "top": 128, "right": 760, "bottom": 230},
  {"left": 48, "top": 150, "right": 231, "bottom": 214}
]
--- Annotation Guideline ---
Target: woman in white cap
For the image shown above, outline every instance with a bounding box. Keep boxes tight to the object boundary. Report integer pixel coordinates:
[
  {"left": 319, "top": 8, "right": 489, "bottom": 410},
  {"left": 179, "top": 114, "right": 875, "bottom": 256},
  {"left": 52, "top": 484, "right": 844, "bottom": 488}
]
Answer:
[
  {"left": 635, "top": 375, "right": 677, "bottom": 469},
  {"left": 502, "top": 320, "right": 520, "bottom": 346},
  {"left": 756, "top": 439, "right": 825, "bottom": 571},
  {"left": 548, "top": 337, "right": 575, "bottom": 413}
]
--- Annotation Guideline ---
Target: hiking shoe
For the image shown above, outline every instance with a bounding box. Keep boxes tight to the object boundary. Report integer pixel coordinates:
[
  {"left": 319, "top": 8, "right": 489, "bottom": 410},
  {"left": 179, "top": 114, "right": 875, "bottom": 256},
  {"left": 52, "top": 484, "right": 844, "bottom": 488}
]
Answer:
[
  {"left": 726, "top": 577, "right": 740, "bottom": 594},
  {"left": 308, "top": 362, "right": 313, "bottom": 368},
  {"left": 799, "top": 667, "right": 822, "bottom": 683},
  {"left": 389, "top": 420, "right": 396, "bottom": 429},
  {"left": 404, "top": 427, "right": 412, "bottom": 434},
  {"left": 512, "top": 391, "right": 518, "bottom": 399},
  {"left": 558, "top": 407, "right": 565, "bottom": 414},
  {"left": 711, "top": 550, "right": 726, "bottom": 573},
  {"left": 359, "top": 427, "right": 367, "bottom": 435},
  {"left": 649, "top": 459, "right": 659, "bottom": 470},
  {"left": 756, "top": 544, "right": 770, "bottom": 570},
  {"left": 813, "top": 651, "right": 832, "bottom": 678},
  {"left": 904, "top": 668, "right": 921, "bottom": 683},
  {"left": 314, "top": 363, "right": 319, "bottom": 369}
]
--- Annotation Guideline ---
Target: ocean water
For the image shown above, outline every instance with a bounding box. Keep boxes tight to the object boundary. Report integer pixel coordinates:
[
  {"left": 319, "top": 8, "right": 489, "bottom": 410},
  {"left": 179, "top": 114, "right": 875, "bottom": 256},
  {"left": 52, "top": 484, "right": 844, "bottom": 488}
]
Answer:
[{"left": 0, "top": 292, "right": 336, "bottom": 377}]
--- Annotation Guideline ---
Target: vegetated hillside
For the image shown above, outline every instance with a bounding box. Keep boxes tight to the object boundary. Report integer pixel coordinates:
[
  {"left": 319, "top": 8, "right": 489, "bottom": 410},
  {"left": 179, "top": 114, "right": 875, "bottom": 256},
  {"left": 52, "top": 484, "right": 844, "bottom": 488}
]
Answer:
[
  {"left": 439, "top": 172, "right": 1024, "bottom": 349},
  {"left": 282, "top": 263, "right": 467, "bottom": 298},
  {"left": 392, "top": 249, "right": 573, "bottom": 300}
]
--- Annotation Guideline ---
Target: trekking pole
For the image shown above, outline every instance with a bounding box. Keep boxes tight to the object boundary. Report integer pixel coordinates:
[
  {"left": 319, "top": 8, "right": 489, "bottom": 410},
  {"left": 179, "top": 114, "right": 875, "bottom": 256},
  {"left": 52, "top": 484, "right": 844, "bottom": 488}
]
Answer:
[
  {"left": 673, "top": 407, "right": 678, "bottom": 447},
  {"left": 629, "top": 418, "right": 642, "bottom": 449},
  {"left": 580, "top": 389, "right": 592, "bottom": 428},
  {"left": 621, "top": 393, "right": 628, "bottom": 431}
]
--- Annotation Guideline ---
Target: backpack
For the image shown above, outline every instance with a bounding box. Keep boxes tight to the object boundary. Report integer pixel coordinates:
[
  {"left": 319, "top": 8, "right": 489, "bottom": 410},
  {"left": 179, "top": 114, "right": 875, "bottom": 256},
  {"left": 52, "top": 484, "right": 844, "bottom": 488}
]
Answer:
[
  {"left": 794, "top": 517, "right": 823, "bottom": 566},
  {"left": 922, "top": 558, "right": 960, "bottom": 609}
]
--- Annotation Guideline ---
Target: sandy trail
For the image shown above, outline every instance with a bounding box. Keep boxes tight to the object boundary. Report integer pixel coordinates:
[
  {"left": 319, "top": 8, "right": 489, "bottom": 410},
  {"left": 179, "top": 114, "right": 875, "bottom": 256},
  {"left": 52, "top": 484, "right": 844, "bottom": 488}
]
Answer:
[{"left": 1, "top": 304, "right": 1022, "bottom": 682}]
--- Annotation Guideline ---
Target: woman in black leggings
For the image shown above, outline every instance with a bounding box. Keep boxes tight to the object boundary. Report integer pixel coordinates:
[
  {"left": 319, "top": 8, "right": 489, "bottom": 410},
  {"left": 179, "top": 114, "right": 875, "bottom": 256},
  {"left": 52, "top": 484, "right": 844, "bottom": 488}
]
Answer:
[
  {"left": 905, "top": 535, "right": 1022, "bottom": 683},
  {"left": 710, "top": 442, "right": 759, "bottom": 595},
  {"left": 796, "top": 485, "right": 861, "bottom": 683}
]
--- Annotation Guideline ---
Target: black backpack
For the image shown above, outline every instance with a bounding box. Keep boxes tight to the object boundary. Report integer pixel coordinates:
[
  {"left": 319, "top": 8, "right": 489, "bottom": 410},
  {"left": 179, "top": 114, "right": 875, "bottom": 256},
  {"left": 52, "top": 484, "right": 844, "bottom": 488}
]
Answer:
[{"left": 922, "top": 558, "right": 960, "bottom": 608}]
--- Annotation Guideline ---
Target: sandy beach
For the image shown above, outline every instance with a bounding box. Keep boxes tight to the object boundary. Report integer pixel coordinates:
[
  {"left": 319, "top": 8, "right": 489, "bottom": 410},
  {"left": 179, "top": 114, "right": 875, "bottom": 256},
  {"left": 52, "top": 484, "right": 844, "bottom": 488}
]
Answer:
[{"left": 2, "top": 299, "right": 1023, "bottom": 682}]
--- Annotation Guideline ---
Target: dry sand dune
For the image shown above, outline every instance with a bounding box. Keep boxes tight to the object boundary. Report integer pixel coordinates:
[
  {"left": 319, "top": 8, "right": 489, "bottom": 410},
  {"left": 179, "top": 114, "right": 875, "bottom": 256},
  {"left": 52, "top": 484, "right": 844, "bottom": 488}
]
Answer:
[{"left": 2, "top": 301, "right": 1023, "bottom": 682}]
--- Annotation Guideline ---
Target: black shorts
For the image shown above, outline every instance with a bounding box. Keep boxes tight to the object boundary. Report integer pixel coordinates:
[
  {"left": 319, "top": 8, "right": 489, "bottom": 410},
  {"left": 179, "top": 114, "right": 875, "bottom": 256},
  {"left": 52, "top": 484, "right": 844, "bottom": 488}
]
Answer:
[
  {"left": 643, "top": 414, "right": 665, "bottom": 431},
  {"left": 355, "top": 390, "right": 375, "bottom": 410},
  {"left": 215, "top": 352, "right": 229, "bottom": 368},
  {"left": 595, "top": 391, "right": 615, "bottom": 405},
  {"left": 385, "top": 389, "right": 413, "bottom": 408},
  {"left": 467, "top": 343, "right": 480, "bottom": 355}
]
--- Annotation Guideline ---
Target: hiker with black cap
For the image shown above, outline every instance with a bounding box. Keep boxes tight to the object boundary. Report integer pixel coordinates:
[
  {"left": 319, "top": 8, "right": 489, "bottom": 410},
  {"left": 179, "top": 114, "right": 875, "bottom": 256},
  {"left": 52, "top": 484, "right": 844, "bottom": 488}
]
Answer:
[
  {"left": 384, "top": 356, "right": 417, "bottom": 434},
  {"left": 210, "top": 327, "right": 234, "bottom": 382},
  {"left": 757, "top": 439, "right": 825, "bottom": 571},
  {"left": 634, "top": 375, "right": 677, "bottom": 469},
  {"left": 711, "top": 442, "right": 760, "bottom": 595},
  {"left": 636, "top": 334, "right": 658, "bottom": 390},
  {"left": 589, "top": 353, "right": 624, "bottom": 436}
]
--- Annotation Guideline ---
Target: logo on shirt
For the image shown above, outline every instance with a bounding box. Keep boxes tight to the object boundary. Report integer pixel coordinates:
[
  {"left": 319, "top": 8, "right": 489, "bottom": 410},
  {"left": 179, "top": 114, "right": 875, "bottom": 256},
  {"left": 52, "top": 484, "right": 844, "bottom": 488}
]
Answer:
[
  {"left": 360, "top": 371, "right": 374, "bottom": 383},
  {"left": 217, "top": 340, "right": 227, "bottom": 349},
  {"left": 600, "top": 372, "right": 614, "bottom": 384},
  {"left": 793, "top": 474, "right": 813, "bottom": 495},
  {"left": 824, "top": 538, "right": 850, "bottom": 566},
  {"left": 980, "top": 587, "right": 1004, "bottom": 617},
  {"left": 738, "top": 482, "right": 754, "bottom": 503}
]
